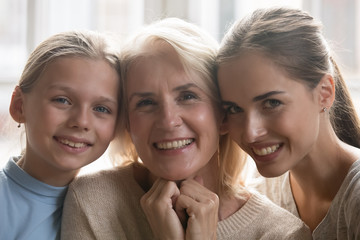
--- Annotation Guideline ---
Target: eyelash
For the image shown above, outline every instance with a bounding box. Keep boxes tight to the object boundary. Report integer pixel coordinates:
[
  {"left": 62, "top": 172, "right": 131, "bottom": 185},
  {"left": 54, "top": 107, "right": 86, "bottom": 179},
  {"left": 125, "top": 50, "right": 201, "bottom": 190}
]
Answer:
[
  {"left": 53, "top": 97, "right": 71, "bottom": 105},
  {"left": 135, "top": 91, "right": 199, "bottom": 109},
  {"left": 136, "top": 99, "right": 154, "bottom": 108},
  {"left": 94, "top": 106, "right": 111, "bottom": 114},
  {"left": 52, "top": 97, "right": 111, "bottom": 114},
  {"left": 263, "top": 99, "right": 282, "bottom": 109},
  {"left": 178, "top": 91, "right": 198, "bottom": 101},
  {"left": 224, "top": 98, "right": 283, "bottom": 115}
]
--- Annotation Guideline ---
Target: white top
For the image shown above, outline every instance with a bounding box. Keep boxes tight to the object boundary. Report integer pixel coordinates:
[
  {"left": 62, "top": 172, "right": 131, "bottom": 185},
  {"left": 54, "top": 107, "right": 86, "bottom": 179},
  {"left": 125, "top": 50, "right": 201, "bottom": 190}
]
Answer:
[{"left": 251, "top": 159, "right": 360, "bottom": 239}]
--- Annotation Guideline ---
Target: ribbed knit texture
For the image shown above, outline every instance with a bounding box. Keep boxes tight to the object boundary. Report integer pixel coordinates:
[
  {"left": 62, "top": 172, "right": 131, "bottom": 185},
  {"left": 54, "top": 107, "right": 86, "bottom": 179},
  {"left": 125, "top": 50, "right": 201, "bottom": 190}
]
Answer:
[
  {"left": 252, "top": 160, "right": 360, "bottom": 239},
  {"left": 61, "top": 163, "right": 311, "bottom": 240}
]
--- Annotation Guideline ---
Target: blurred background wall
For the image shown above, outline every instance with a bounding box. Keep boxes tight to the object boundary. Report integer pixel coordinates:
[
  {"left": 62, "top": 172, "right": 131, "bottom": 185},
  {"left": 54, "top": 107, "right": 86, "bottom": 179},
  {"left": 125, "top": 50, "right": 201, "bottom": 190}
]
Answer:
[{"left": 1, "top": 0, "right": 359, "bottom": 173}]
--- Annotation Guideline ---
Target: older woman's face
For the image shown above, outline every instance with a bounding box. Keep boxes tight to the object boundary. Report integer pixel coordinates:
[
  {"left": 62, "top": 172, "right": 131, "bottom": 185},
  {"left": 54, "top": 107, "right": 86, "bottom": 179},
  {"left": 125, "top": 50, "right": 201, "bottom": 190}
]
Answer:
[{"left": 126, "top": 45, "right": 220, "bottom": 181}]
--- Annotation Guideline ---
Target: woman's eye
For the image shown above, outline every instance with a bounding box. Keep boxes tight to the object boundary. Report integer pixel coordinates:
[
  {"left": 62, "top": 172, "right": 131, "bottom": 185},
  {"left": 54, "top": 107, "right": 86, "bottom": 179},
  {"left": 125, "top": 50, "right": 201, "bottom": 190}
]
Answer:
[
  {"left": 227, "top": 105, "right": 242, "bottom": 114},
  {"left": 94, "top": 106, "right": 111, "bottom": 114},
  {"left": 179, "top": 92, "right": 198, "bottom": 101},
  {"left": 53, "top": 97, "right": 70, "bottom": 105},
  {"left": 263, "top": 99, "right": 282, "bottom": 109},
  {"left": 136, "top": 99, "right": 154, "bottom": 108}
]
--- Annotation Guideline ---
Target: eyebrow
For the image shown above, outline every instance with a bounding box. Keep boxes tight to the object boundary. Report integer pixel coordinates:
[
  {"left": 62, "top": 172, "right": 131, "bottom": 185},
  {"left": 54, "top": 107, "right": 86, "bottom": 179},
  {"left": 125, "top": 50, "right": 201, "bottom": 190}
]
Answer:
[
  {"left": 221, "top": 90, "right": 285, "bottom": 107},
  {"left": 253, "top": 91, "right": 285, "bottom": 102},
  {"left": 48, "top": 85, "right": 118, "bottom": 105},
  {"left": 128, "top": 83, "right": 198, "bottom": 102}
]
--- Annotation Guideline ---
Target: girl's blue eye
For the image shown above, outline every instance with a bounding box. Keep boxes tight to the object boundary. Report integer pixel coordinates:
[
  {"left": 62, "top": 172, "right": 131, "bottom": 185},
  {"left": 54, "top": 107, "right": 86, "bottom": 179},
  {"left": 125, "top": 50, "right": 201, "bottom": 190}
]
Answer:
[
  {"left": 53, "top": 97, "right": 70, "bottom": 105},
  {"left": 94, "top": 106, "right": 111, "bottom": 114},
  {"left": 264, "top": 99, "right": 282, "bottom": 109}
]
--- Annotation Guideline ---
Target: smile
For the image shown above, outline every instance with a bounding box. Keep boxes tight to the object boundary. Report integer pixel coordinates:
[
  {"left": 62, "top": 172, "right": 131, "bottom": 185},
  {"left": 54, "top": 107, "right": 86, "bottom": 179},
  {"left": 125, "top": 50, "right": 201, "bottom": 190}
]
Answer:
[
  {"left": 57, "top": 138, "right": 89, "bottom": 148},
  {"left": 252, "top": 144, "right": 280, "bottom": 156},
  {"left": 155, "top": 139, "right": 194, "bottom": 150}
]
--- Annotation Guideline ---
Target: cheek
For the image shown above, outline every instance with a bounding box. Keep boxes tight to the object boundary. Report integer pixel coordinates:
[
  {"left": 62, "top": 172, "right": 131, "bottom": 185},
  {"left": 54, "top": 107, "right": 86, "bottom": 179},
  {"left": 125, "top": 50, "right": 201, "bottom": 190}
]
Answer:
[
  {"left": 98, "top": 119, "right": 117, "bottom": 141},
  {"left": 128, "top": 113, "right": 148, "bottom": 144},
  {"left": 278, "top": 109, "right": 320, "bottom": 150}
]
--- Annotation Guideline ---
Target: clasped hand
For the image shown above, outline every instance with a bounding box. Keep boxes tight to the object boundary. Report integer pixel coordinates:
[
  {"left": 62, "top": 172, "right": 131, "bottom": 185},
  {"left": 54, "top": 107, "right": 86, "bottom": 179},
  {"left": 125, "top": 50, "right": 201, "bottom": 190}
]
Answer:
[{"left": 140, "top": 177, "right": 219, "bottom": 240}]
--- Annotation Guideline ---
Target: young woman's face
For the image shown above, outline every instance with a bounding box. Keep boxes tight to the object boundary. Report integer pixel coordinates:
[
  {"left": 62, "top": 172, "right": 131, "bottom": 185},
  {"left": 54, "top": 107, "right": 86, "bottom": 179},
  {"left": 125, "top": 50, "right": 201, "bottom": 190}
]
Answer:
[
  {"left": 22, "top": 57, "right": 119, "bottom": 177},
  {"left": 126, "top": 46, "right": 220, "bottom": 181},
  {"left": 218, "top": 53, "right": 321, "bottom": 177}
]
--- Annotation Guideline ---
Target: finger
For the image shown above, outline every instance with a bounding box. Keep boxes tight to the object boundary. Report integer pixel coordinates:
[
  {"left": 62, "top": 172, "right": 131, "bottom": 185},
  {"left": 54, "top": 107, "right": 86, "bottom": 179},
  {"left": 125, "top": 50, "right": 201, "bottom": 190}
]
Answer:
[
  {"left": 180, "top": 179, "right": 218, "bottom": 203},
  {"left": 141, "top": 179, "right": 180, "bottom": 210}
]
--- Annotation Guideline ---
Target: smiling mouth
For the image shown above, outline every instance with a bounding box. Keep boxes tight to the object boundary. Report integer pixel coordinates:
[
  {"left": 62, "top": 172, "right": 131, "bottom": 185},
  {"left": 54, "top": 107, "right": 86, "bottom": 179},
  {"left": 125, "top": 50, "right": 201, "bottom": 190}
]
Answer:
[
  {"left": 155, "top": 139, "right": 194, "bottom": 150},
  {"left": 252, "top": 144, "right": 280, "bottom": 156},
  {"left": 56, "top": 137, "right": 90, "bottom": 148}
]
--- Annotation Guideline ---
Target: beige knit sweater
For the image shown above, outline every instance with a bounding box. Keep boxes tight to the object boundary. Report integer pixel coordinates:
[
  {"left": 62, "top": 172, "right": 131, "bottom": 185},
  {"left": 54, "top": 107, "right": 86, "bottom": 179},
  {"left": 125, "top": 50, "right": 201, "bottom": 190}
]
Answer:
[{"left": 61, "top": 164, "right": 312, "bottom": 240}]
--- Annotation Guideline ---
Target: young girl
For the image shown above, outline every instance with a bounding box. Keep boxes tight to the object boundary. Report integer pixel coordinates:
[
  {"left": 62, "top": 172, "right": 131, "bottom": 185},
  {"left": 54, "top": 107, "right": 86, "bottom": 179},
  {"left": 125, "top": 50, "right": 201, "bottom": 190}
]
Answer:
[
  {"left": 0, "top": 30, "right": 121, "bottom": 240},
  {"left": 217, "top": 7, "right": 360, "bottom": 239},
  {"left": 61, "top": 18, "right": 311, "bottom": 239}
]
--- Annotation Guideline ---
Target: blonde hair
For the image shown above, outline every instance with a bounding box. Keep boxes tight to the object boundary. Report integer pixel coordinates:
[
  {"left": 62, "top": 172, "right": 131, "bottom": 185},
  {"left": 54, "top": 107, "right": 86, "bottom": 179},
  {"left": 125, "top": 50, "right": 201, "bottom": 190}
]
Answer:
[
  {"left": 112, "top": 18, "right": 247, "bottom": 197},
  {"left": 19, "top": 30, "right": 121, "bottom": 93}
]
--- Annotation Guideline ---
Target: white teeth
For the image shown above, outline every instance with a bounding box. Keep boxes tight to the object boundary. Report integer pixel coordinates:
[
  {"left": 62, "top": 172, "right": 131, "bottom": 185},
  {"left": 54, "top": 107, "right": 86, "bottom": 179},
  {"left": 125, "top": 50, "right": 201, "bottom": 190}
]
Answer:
[
  {"left": 156, "top": 139, "right": 193, "bottom": 150},
  {"left": 58, "top": 138, "right": 87, "bottom": 148},
  {"left": 253, "top": 144, "right": 280, "bottom": 156}
]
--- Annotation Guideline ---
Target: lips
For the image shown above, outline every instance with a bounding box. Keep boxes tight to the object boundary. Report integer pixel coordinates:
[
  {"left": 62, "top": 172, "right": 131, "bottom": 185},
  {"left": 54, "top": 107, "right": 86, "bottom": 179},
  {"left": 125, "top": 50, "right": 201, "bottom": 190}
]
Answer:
[
  {"left": 252, "top": 144, "right": 280, "bottom": 156},
  {"left": 155, "top": 138, "right": 194, "bottom": 150}
]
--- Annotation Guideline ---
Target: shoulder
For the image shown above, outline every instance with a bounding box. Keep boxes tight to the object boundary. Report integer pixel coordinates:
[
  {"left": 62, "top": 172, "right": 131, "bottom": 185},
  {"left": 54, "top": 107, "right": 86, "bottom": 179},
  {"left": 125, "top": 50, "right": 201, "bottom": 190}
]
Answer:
[
  {"left": 66, "top": 164, "right": 136, "bottom": 200},
  {"left": 247, "top": 192, "right": 311, "bottom": 238},
  {"left": 217, "top": 192, "right": 311, "bottom": 240},
  {"left": 70, "top": 164, "right": 133, "bottom": 188},
  {"left": 341, "top": 160, "right": 360, "bottom": 202},
  {"left": 339, "top": 160, "right": 360, "bottom": 220}
]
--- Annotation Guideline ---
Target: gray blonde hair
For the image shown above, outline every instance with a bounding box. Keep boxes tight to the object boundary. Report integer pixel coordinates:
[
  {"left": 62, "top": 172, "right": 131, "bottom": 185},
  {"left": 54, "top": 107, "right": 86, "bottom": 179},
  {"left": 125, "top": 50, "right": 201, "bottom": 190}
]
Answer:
[
  {"left": 217, "top": 7, "right": 360, "bottom": 148},
  {"left": 113, "top": 18, "right": 247, "bottom": 197}
]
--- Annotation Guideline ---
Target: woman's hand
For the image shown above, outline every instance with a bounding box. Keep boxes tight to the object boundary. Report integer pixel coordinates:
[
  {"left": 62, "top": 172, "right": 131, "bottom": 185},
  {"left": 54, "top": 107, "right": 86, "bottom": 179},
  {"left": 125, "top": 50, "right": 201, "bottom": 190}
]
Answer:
[
  {"left": 140, "top": 178, "right": 184, "bottom": 240},
  {"left": 175, "top": 177, "right": 219, "bottom": 240},
  {"left": 141, "top": 177, "right": 219, "bottom": 240}
]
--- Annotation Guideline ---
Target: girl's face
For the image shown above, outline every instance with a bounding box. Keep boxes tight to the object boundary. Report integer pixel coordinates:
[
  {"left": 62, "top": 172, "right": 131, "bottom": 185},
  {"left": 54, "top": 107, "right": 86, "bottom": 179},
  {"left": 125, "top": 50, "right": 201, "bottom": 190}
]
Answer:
[
  {"left": 20, "top": 57, "right": 119, "bottom": 181},
  {"left": 126, "top": 45, "right": 221, "bottom": 181},
  {"left": 218, "top": 53, "right": 321, "bottom": 177}
]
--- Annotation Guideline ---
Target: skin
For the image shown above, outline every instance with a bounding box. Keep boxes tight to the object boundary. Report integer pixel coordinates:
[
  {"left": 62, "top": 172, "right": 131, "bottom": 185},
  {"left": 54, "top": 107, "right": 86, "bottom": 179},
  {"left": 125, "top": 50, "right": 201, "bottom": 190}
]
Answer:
[
  {"left": 9, "top": 57, "right": 119, "bottom": 187},
  {"left": 126, "top": 43, "right": 222, "bottom": 239},
  {"left": 218, "top": 53, "right": 360, "bottom": 230}
]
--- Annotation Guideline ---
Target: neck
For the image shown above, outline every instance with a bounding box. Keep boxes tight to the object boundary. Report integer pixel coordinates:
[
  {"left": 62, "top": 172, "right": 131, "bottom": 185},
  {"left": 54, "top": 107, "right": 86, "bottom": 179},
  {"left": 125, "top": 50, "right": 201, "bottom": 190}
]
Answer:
[
  {"left": 17, "top": 155, "right": 78, "bottom": 187},
  {"left": 289, "top": 128, "right": 359, "bottom": 231}
]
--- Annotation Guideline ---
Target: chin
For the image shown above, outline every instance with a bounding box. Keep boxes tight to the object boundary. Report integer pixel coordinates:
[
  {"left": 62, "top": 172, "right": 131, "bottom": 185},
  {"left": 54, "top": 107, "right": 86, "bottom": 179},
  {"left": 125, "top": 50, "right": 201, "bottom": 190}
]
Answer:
[{"left": 257, "top": 166, "right": 287, "bottom": 178}]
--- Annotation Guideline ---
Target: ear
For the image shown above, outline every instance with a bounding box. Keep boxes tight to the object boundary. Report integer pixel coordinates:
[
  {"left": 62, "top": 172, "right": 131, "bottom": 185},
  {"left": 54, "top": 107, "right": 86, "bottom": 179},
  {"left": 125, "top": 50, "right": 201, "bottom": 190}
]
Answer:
[
  {"left": 9, "top": 86, "right": 25, "bottom": 124},
  {"left": 317, "top": 74, "right": 335, "bottom": 110}
]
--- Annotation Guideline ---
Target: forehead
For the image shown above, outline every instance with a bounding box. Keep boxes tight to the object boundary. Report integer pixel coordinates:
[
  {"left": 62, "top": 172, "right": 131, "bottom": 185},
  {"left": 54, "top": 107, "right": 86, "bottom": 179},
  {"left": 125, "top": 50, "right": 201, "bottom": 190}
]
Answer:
[
  {"left": 218, "top": 53, "right": 309, "bottom": 101},
  {"left": 32, "top": 56, "right": 119, "bottom": 95}
]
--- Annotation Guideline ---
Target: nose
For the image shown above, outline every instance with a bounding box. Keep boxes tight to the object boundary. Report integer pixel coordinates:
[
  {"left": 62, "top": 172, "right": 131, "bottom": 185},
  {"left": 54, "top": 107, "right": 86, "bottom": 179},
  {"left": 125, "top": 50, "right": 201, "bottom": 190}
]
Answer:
[
  {"left": 155, "top": 101, "right": 182, "bottom": 130},
  {"left": 68, "top": 107, "right": 90, "bottom": 131},
  {"left": 243, "top": 113, "right": 267, "bottom": 143}
]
